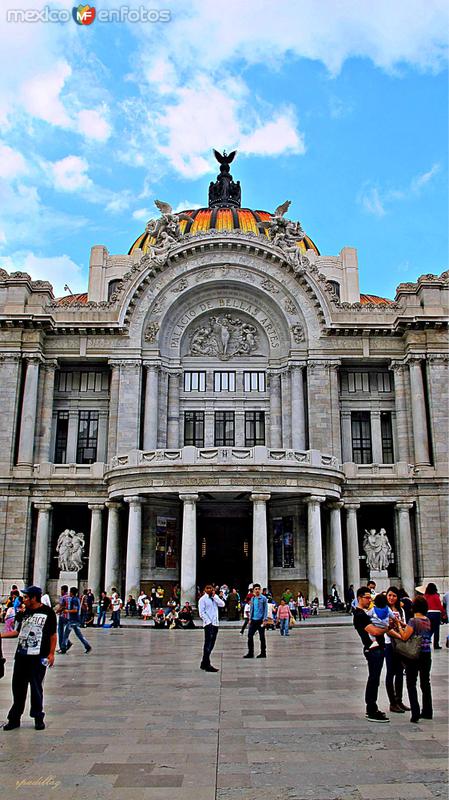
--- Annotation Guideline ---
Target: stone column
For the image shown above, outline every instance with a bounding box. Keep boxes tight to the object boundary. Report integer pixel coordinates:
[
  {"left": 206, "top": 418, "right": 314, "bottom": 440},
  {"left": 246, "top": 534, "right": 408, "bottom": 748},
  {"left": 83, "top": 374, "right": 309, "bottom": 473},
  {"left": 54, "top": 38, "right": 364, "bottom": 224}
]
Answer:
[
  {"left": 17, "top": 357, "right": 41, "bottom": 466},
  {"left": 0, "top": 354, "right": 21, "bottom": 469},
  {"left": 87, "top": 504, "right": 104, "bottom": 598},
  {"left": 36, "top": 360, "right": 57, "bottom": 463},
  {"left": 116, "top": 361, "right": 142, "bottom": 455},
  {"left": 390, "top": 362, "right": 409, "bottom": 462},
  {"left": 341, "top": 411, "right": 353, "bottom": 463},
  {"left": 104, "top": 501, "right": 121, "bottom": 593},
  {"left": 125, "top": 496, "right": 144, "bottom": 599},
  {"left": 143, "top": 363, "right": 159, "bottom": 450},
  {"left": 329, "top": 363, "right": 342, "bottom": 462},
  {"left": 269, "top": 372, "right": 282, "bottom": 448},
  {"left": 33, "top": 502, "right": 52, "bottom": 590},
  {"left": 396, "top": 502, "right": 415, "bottom": 597},
  {"left": 251, "top": 492, "right": 270, "bottom": 589},
  {"left": 426, "top": 355, "right": 449, "bottom": 467},
  {"left": 329, "top": 501, "right": 344, "bottom": 599},
  {"left": 291, "top": 364, "right": 306, "bottom": 450},
  {"left": 307, "top": 495, "right": 325, "bottom": 605},
  {"left": 180, "top": 493, "right": 198, "bottom": 606},
  {"left": 344, "top": 502, "right": 361, "bottom": 591},
  {"left": 107, "top": 361, "right": 120, "bottom": 461},
  {"left": 167, "top": 371, "right": 181, "bottom": 448},
  {"left": 408, "top": 357, "right": 430, "bottom": 465},
  {"left": 371, "top": 411, "right": 383, "bottom": 463},
  {"left": 281, "top": 369, "right": 292, "bottom": 448}
]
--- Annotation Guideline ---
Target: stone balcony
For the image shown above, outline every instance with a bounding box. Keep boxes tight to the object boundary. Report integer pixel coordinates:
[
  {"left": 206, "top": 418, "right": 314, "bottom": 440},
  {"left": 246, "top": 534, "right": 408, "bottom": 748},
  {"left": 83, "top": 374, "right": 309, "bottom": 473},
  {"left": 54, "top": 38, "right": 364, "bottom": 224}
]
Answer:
[{"left": 104, "top": 446, "right": 345, "bottom": 499}]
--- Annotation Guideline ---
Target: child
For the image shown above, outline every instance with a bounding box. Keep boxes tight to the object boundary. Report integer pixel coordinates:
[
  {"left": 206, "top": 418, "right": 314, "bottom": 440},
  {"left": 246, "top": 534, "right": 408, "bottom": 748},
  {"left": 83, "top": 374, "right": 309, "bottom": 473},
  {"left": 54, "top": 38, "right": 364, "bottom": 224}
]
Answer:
[
  {"left": 366, "top": 593, "right": 395, "bottom": 648},
  {"left": 265, "top": 600, "right": 276, "bottom": 630},
  {"left": 240, "top": 601, "right": 251, "bottom": 634},
  {"left": 142, "top": 598, "right": 152, "bottom": 621}
]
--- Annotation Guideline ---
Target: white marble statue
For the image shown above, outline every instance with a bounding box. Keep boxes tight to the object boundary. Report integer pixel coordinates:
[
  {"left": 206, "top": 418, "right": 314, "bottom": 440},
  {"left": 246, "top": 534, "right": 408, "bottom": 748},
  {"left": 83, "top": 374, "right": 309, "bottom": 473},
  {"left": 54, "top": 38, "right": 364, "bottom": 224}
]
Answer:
[
  {"left": 56, "top": 529, "right": 85, "bottom": 572},
  {"left": 363, "top": 528, "right": 393, "bottom": 571}
]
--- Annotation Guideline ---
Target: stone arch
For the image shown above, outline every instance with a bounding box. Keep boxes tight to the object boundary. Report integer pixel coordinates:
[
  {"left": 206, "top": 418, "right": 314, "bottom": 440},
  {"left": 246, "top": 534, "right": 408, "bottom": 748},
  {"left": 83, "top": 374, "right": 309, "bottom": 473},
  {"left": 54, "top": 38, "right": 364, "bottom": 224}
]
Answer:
[{"left": 122, "top": 246, "right": 328, "bottom": 352}]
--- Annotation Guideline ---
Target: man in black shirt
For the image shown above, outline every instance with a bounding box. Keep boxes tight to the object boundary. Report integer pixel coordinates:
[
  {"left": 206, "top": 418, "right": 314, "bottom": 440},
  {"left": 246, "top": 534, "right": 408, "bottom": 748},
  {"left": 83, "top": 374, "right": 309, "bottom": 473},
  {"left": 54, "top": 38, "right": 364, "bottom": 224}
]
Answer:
[
  {"left": 353, "top": 585, "right": 390, "bottom": 723},
  {"left": 1, "top": 585, "right": 56, "bottom": 731}
]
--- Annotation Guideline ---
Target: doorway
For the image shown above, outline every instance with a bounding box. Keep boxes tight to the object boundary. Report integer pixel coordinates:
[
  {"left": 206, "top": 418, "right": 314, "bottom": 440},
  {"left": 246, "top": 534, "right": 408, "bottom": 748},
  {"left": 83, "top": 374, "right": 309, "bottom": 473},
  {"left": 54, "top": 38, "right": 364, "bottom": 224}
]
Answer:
[{"left": 197, "top": 517, "right": 252, "bottom": 596}]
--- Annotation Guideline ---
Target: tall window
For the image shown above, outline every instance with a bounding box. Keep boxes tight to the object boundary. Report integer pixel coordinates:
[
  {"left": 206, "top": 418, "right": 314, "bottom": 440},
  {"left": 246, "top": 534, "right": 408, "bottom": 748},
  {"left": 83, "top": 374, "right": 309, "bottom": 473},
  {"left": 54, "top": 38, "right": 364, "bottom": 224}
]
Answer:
[
  {"left": 55, "top": 411, "right": 69, "bottom": 463},
  {"left": 328, "top": 280, "right": 341, "bottom": 299},
  {"left": 351, "top": 411, "right": 372, "bottom": 464},
  {"left": 184, "top": 411, "right": 204, "bottom": 446},
  {"left": 243, "top": 371, "right": 266, "bottom": 392},
  {"left": 57, "top": 372, "right": 73, "bottom": 392},
  {"left": 245, "top": 411, "right": 265, "bottom": 446},
  {"left": 76, "top": 411, "right": 99, "bottom": 464},
  {"left": 79, "top": 371, "right": 106, "bottom": 392},
  {"left": 214, "top": 371, "right": 235, "bottom": 392},
  {"left": 184, "top": 371, "right": 206, "bottom": 392},
  {"left": 347, "top": 372, "right": 370, "bottom": 392},
  {"left": 214, "top": 411, "right": 235, "bottom": 446},
  {"left": 273, "top": 517, "right": 295, "bottom": 568},
  {"left": 381, "top": 411, "right": 394, "bottom": 463},
  {"left": 377, "top": 372, "right": 392, "bottom": 392}
]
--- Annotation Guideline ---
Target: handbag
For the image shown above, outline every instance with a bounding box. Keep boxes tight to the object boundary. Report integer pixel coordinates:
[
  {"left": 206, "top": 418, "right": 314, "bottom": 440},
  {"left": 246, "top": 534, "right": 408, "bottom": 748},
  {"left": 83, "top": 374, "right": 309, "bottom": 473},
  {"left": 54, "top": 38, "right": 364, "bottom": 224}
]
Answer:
[{"left": 392, "top": 634, "right": 422, "bottom": 660}]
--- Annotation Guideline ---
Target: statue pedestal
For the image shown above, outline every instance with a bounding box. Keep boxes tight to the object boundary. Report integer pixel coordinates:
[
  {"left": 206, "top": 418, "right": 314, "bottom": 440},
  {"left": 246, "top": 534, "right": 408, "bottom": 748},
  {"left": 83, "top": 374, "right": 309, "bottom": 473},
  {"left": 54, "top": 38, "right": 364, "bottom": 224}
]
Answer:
[
  {"left": 369, "top": 570, "right": 389, "bottom": 593},
  {"left": 59, "top": 571, "right": 79, "bottom": 591}
]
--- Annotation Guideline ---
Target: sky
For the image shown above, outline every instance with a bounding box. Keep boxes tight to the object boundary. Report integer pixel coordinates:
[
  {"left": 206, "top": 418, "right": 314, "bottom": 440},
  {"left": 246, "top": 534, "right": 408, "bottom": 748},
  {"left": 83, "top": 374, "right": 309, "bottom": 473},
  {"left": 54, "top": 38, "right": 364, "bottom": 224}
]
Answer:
[{"left": 0, "top": 0, "right": 447, "bottom": 298}]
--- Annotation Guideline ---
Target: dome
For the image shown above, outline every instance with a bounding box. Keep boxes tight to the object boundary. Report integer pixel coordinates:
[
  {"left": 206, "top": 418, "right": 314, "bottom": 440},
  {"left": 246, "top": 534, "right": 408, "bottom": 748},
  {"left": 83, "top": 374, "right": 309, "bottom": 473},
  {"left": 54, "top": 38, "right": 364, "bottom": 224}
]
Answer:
[{"left": 129, "top": 207, "right": 320, "bottom": 256}]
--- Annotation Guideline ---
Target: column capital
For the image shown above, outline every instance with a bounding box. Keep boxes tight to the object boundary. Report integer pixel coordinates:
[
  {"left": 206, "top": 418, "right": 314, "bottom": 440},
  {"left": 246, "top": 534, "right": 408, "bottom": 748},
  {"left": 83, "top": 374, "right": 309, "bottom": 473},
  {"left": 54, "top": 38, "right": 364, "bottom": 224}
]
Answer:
[
  {"left": 105, "top": 501, "right": 121, "bottom": 510},
  {"left": 88, "top": 503, "right": 104, "bottom": 512},
  {"left": 24, "top": 354, "right": 43, "bottom": 365},
  {"left": 250, "top": 492, "right": 271, "bottom": 503},
  {"left": 143, "top": 361, "right": 161, "bottom": 371},
  {"left": 395, "top": 501, "right": 414, "bottom": 512},
  {"left": 344, "top": 501, "right": 361, "bottom": 511},
  {"left": 427, "top": 353, "right": 449, "bottom": 365},
  {"left": 389, "top": 360, "right": 406, "bottom": 373},
  {"left": 406, "top": 353, "right": 426, "bottom": 365},
  {"left": 307, "top": 495, "right": 325, "bottom": 506},
  {"left": 179, "top": 493, "right": 199, "bottom": 503},
  {"left": 289, "top": 360, "right": 307, "bottom": 371},
  {"left": 34, "top": 502, "right": 52, "bottom": 512},
  {"left": 124, "top": 495, "right": 144, "bottom": 506},
  {"left": 42, "top": 359, "right": 58, "bottom": 371},
  {"left": 328, "top": 500, "right": 344, "bottom": 510}
]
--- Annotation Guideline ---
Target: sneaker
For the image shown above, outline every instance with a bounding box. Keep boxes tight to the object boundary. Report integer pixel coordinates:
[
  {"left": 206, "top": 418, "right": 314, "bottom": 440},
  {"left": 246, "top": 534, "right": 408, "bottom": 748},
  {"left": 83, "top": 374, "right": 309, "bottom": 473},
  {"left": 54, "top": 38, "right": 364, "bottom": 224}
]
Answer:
[
  {"left": 256, "top": 653, "right": 267, "bottom": 659},
  {"left": 35, "top": 720, "right": 46, "bottom": 731},
  {"left": 3, "top": 721, "right": 20, "bottom": 731},
  {"left": 434, "top": 645, "right": 442, "bottom": 650},
  {"left": 389, "top": 704, "right": 405, "bottom": 713},
  {"left": 66, "top": 641, "right": 73, "bottom": 651},
  {"left": 203, "top": 665, "right": 219, "bottom": 672},
  {"left": 397, "top": 701, "right": 410, "bottom": 712},
  {"left": 243, "top": 653, "right": 253, "bottom": 658},
  {"left": 420, "top": 713, "right": 433, "bottom": 719},
  {"left": 410, "top": 716, "right": 420, "bottom": 723},
  {"left": 84, "top": 646, "right": 92, "bottom": 654},
  {"left": 365, "top": 711, "right": 389, "bottom": 723}
]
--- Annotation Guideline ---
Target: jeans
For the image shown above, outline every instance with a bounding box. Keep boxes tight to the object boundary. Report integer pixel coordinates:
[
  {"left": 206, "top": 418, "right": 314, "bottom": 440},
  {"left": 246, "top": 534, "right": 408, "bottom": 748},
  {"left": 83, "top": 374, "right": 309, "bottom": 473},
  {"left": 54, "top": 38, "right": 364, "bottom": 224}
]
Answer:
[
  {"left": 279, "top": 618, "right": 290, "bottom": 636},
  {"left": 63, "top": 622, "right": 90, "bottom": 651},
  {"left": 111, "top": 610, "right": 121, "bottom": 628},
  {"left": 57, "top": 616, "right": 69, "bottom": 650},
  {"left": 247, "top": 619, "right": 266, "bottom": 656},
  {"left": 427, "top": 611, "right": 441, "bottom": 648},
  {"left": 97, "top": 611, "right": 106, "bottom": 626},
  {"left": 363, "top": 647, "right": 385, "bottom": 715},
  {"left": 8, "top": 656, "right": 46, "bottom": 723},
  {"left": 405, "top": 652, "right": 433, "bottom": 719},
  {"left": 201, "top": 624, "right": 218, "bottom": 667},
  {"left": 385, "top": 643, "right": 404, "bottom": 704}
]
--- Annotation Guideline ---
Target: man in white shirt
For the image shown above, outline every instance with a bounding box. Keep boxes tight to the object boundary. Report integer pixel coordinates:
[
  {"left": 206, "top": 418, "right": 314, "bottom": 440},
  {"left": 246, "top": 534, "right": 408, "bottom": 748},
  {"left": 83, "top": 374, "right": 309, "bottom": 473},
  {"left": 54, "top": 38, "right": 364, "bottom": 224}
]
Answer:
[{"left": 198, "top": 584, "right": 225, "bottom": 672}]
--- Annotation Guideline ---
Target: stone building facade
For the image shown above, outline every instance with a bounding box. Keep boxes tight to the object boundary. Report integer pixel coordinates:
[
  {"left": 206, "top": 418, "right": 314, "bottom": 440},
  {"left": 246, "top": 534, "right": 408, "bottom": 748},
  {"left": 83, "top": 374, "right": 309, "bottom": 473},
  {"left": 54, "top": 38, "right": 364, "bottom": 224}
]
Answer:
[{"left": 0, "top": 161, "right": 447, "bottom": 604}]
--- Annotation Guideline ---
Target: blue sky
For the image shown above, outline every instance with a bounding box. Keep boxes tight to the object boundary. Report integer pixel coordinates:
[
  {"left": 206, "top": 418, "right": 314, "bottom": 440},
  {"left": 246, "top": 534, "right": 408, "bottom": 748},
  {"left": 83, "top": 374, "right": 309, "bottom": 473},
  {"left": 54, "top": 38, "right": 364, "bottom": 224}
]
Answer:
[{"left": 0, "top": 0, "right": 447, "bottom": 298}]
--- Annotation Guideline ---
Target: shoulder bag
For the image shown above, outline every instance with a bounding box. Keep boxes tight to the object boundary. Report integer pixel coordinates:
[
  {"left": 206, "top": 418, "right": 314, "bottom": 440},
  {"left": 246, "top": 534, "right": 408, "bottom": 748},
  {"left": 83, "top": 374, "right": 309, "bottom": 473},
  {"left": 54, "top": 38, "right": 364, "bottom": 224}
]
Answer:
[{"left": 392, "top": 634, "right": 422, "bottom": 660}]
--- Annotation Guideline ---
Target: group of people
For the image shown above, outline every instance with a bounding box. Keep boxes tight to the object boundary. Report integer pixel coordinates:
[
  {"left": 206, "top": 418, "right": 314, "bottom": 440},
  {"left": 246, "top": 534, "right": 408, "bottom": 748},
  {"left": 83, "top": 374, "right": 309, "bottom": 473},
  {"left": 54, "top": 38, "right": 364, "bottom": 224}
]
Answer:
[{"left": 353, "top": 581, "right": 447, "bottom": 724}]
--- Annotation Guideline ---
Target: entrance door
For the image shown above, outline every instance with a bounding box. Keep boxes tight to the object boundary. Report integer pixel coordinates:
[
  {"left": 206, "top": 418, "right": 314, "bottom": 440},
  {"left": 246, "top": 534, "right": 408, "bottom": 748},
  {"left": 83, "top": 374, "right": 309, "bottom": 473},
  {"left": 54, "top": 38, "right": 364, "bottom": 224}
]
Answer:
[{"left": 197, "top": 518, "right": 252, "bottom": 596}]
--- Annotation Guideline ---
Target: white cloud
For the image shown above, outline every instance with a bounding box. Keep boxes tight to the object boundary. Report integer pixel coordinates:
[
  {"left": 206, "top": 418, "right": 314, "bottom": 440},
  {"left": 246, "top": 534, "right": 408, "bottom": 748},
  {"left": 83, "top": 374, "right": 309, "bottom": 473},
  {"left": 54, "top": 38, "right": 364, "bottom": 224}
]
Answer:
[
  {"left": 77, "top": 107, "right": 111, "bottom": 142},
  {"left": 1, "top": 251, "right": 86, "bottom": 296},
  {"left": 172, "top": 201, "right": 203, "bottom": 213},
  {"left": 359, "top": 162, "right": 441, "bottom": 216},
  {"left": 239, "top": 111, "right": 304, "bottom": 156},
  {"left": 21, "top": 61, "right": 72, "bottom": 128},
  {"left": 50, "top": 155, "right": 92, "bottom": 192},
  {"left": 0, "top": 143, "right": 28, "bottom": 180},
  {"left": 132, "top": 207, "right": 152, "bottom": 220},
  {"left": 359, "top": 186, "right": 386, "bottom": 217},
  {"left": 411, "top": 163, "right": 440, "bottom": 191}
]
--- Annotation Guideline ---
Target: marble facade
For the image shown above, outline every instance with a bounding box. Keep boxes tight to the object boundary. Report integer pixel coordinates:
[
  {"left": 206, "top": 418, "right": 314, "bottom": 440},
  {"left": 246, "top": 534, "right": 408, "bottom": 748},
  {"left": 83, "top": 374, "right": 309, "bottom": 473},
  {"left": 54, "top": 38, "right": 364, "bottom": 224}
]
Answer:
[{"left": 0, "top": 210, "right": 447, "bottom": 604}]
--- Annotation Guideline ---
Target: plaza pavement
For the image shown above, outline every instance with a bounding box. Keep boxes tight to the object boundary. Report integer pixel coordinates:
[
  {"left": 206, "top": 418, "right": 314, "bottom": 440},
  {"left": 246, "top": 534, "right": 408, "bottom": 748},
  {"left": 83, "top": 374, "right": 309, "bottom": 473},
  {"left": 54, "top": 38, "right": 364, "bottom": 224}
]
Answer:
[{"left": 0, "top": 623, "right": 447, "bottom": 800}]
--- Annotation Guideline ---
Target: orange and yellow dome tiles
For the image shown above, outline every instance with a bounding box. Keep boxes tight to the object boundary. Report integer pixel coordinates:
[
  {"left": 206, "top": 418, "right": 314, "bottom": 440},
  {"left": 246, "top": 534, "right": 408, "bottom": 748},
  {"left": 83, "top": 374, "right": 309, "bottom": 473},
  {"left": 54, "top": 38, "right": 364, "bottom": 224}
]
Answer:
[{"left": 129, "top": 207, "right": 320, "bottom": 256}]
